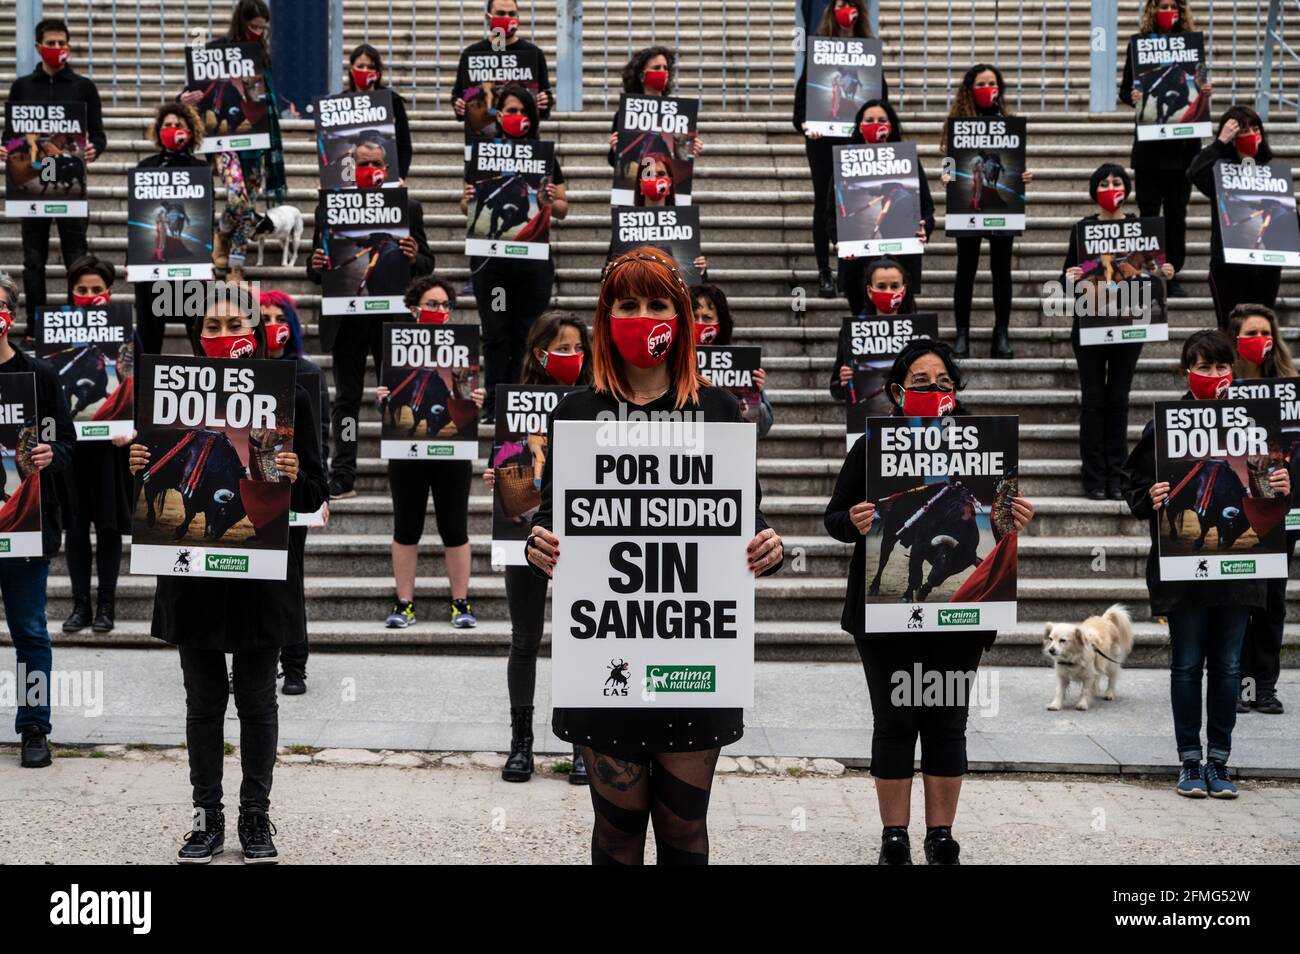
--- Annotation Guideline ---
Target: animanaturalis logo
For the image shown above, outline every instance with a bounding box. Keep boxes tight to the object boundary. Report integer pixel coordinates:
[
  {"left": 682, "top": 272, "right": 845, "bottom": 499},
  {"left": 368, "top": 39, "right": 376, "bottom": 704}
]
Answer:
[
  {"left": 506, "top": 244, "right": 529, "bottom": 255},
  {"left": 81, "top": 425, "right": 110, "bottom": 437},
  {"left": 166, "top": 266, "right": 192, "bottom": 277},
  {"left": 426, "top": 445, "right": 454, "bottom": 457},
  {"left": 646, "top": 665, "right": 716, "bottom": 693},
  {"left": 1173, "top": 126, "right": 1194, "bottom": 136},
  {"left": 49, "top": 884, "right": 151, "bottom": 934},
  {"left": 205, "top": 553, "right": 250, "bottom": 573},
  {"left": 1220, "top": 560, "right": 1256, "bottom": 576},
  {"left": 1121, "top": 328, "right": 1147, "bottom": 340},
  {"left": 46, "top": 204, "right": 68, "bottom": 214},
  {"left": 938, "top": 608, "right": 980, "bottom": 626},
  {"left": 365, "top": 300, "right": 389, "bottom": 311},
  {"left": 0, "top": 539, "right": 10, "bottom": 553},
  {"left": 984, "top": 218, "right": 1006, "bottom": 227}
]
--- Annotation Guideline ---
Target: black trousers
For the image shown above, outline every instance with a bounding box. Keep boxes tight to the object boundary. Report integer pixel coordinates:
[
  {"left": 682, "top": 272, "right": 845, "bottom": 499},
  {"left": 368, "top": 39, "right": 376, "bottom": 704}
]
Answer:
[
  {"left": 473, "top": 257, "right": 555, "bottom": 414},
  {"left": 954, "top": 235, "right": 1013, "bottom": 333},
  {"left": 1134, "top": 169, "right": 1191, "bottom": 273},
  {"left": 1209, "top": 259, "right": 1281, "bottom": 330},
  {"left": 329, "top": 316, "right": 384, "bottom": 487},
  {"left": 505, "top": 564, "right": 549, "bottom": 708},
  {"left": 21, "top": 216, "right": 88, "bottom": 337},
  {"left": 64, "top": 525, "right": 122, "bottom": 603},
  {"left": 279, "top": 527, "right": 309, "bottom": 676},
  {"left": 1072, "top": 330, "right": 1142, "bottom": 493},
  {"left": 1241, "top": 539, "right": 1294, "bottom": 698},
  {"left": 803, "top": 138, "right": 837, "bottom": 272},
  {"left": 178, "top": 645, "right": 279, "bottom": 813}
]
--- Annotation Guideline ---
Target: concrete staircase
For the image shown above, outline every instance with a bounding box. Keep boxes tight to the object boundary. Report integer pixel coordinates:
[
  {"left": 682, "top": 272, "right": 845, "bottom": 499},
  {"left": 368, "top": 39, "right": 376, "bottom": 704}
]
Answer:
[{"left": 1, "top": 1, "right": 1296, "bottom": 665}]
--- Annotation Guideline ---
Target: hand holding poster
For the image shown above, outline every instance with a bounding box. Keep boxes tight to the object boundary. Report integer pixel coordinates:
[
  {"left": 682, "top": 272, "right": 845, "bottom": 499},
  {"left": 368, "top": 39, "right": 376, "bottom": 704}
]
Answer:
[
  {"left": 461, "top": 48, "right": 542, "bottom": 153},
  {"left": 131, "top": 355, "right": 296, "bottom": 580},
  {"left": 466, "top": 140, "right": 555, "bottom": 259},
  {"left": 4, "top": 101, "right": 88, "bottom": 217},
  {"left": 126, "top": 168, "right": 214, "bottom": 282},
  {"left": 320, "top": 186, "right": 410, "bottom": 315},
  {"left": 1215, "top": 160, "right": 1300, "bottom": 266},
  {"left": 609, "top": 206, "right": 702, "bottom": 286},
  {"left": 490, "top": 384, "right": 574, "bottom": 566},
  {"left": 380, "top": 323, "right": 480, "bottom": 460},
  {"left": 611, "top": 94, "right": 699, "bottom": 206},
  {"left": 833, "top": 142, "right": 925, "bottom": 257},
  {"left": 1227, "top": 378, "right": 1300, "bottom": 532},
  {"left": 551, "top": 420, "right": 756, "bottom": 707},
  {"left": 945, "top": 117, "right": 1027, "bottom": 233},
  {"left": 1154, "top": 398, "right": 1290, "bottom": 579},
  {"left": 185, "top": 42, "right": 271, "bottom": 152},
  {"left": 0, "top": 372, "right": 42, "bottom": 558},
  {"left": 1131, "top": 32, "right": 1211, "bottom": 142},
  {"left": 314, "top": 90, "right": 398, "bottom": 190},
  {"left": 864, "top": 415, "right": 1020, "bottom": 633},
  {"left": 35, "top": 303, "right": 134, "bottom": 440},
  {"left": 845, "top": 313, "right": 939, "bottom": 447},
  {"left": 1074, "top": 217, "right": 1169, "bottom": 345},
  {"left": 803, "top": 37, "right": 884, "bottom": 138}
]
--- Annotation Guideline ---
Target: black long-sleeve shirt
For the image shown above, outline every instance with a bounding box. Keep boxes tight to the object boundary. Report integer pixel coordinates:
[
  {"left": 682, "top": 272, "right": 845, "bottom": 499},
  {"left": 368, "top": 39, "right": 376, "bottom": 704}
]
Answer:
[
  {"left": 390, "top": 89, "right": 413, "bottom": 179},
  {"left": 3, "top": 64, "right": 107, "bottom": 156}
]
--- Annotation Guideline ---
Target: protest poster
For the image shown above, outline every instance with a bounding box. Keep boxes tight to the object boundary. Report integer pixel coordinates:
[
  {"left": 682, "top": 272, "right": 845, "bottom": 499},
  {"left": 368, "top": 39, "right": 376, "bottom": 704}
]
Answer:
[
  {"left": 314, "top": 90, "right": 399, "bottom": 189},
  {"left": 490, "top": 383, "right": 575, "bottom": 566},
  {"left": 611, "top": 93, "right": 699, "bottom": 206},
  {"left": 459, "top": 47, "right": 542, "bottom": 156},
  {"left": 864, "top": 415, "right": 1020, "bottom": 633},
  {"left": 289, "top": 368, "right": 326, "bottom": 528},
  {"left": 551, "top": 419, "right": 756, "bottom": 707},
  {"left": 1215, "top": 160, "right": 1300, "bottom": 267},
  {"left": 131, "top": 355, "right": 296, "bottom": 580},
  {"left": 1227, "top": 378, "right": 1300, "bottom": 533},
  {"left": 1074, "top": 217, "right": 1170, "bottom": 345},
  {"left": 1154, "top": 398, "right": 1290, "bottom": 579},
  {"left": 0, "top": 372, "right": 41, "bottom": 557},
  {"left": 944, "top": 116, "right": 1027, "bottom": 233},
  {"left": 696, "top": 345, "right": 764, "bottom": 426},
  {"left": 609, "top": 206, "right": 702, "bottom": 286},
  {"left": 833, "top": 142, "right": 925, "bottom": 257},
  {"left": 125, "top": 168, "right": 214, "bottom": 282},
  {"left": 803, "top": 37, "right": 884, "bottom": 138},
  {"left": 465, "top": 139, "right": 555, "bottom": 259},
  {"left": 320, "top": 186, "right": 410, "bottom": 315},
  {"left": 35, "top": 303, "right": 134, "bottom": 440},
  {"left": 1130, "top": 31, "right": 1211, "bottom": 142},
  {"left": 379, "top": 323, "right": 480, "bottom": 460},
  {"left": 185, "top": 41, "right": 271, "bottom": 152},
  {"left": 844, "top": 313, "right": 939, "bottom": 448},
  {"left": 4, "top": 101, "right": 88, "bottom": 217}
]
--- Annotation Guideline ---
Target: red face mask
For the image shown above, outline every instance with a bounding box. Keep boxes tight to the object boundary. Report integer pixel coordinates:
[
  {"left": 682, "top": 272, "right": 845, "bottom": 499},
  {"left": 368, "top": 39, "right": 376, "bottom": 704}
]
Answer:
[
  {"left": 246, "top": 27, "right": 265, "bottom": 41},
  {"left": 643, "top": 68, "right": 670, "bottom": 93},
  {"left": 265, "top": 322, "right": 291, "bottom": 351},
  {"left": 1236, "top": 132, "right": 1262, "bottom": 157},
  {"left": 1156, "top": 8, "right": 1180, "bottom": 30},
  {"left": 859, "top": 121, "right": 891, "bottom": 143},
  {"left": 1237, "top": 335, "right": 1274, "bottom": 367},
  {"left": 694, "top": 322, "right": 720, "bottom": 345},
  {"left": 417, "top": 307, "right": 450, "bottom": 325},
  {"left": 972, "top": 85, "right": 999, "bottom": 109},
  {"left": 869, "top": 288, "right": 905, "bottom": 314},
  {"left": 200, "top": 333, "right": 257, "bottom": 360},
  {"left": 900, "top": 386, "right": 956, "bottom": 417},
  {"left": 72, "top": 292, "right": 110, "bottom": 307},
  {"left": 0, "top": 310, "right": 12, "bottom": 337},
  {"left": 834, "top": 6, "right": 859, "bottom": 28},
  {"left": 639, "top": 176, "right": 671, "bottom": 200},
  {"left": 1187, "top": 368, "right": 1232, "bottom": 400},
  {"left": 351, "top": 67, "right": 379, "bottom": 91},
  {"left": 541, "top": 350, "right": 584, "bottom": 385},
  {"left": 490, "top": 16, "right": 520, "bottom": 37},
  {"left": 355, "top": 164, "right": 385, "bottom": 189},
  {"left": 160, "top": 126, "right": 189, "bottom": 151},
  {"left": 1096, "top": 187, "right": 1126, "bottom": 213},
  {"left": 611, "top": 315, "right": 677, "bottom": 369},
  {"left": 38, "top": 45, "right": 69, "bottom": 70},
  {"left": 500, "top": 112, "right": 530, "bottom": 137}
]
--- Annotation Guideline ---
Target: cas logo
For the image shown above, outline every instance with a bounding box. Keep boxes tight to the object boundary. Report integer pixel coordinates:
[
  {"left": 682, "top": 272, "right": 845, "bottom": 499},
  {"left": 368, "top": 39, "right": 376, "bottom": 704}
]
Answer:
[{"left": 49, "top": 884, "right": 152, "bottom": 934}]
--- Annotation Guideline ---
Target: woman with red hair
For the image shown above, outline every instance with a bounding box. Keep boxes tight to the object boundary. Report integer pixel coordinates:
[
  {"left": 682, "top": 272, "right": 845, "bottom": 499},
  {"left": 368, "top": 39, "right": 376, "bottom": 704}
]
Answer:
[{"left": 526, "top": 246, "right": 784, "bottom": 864}]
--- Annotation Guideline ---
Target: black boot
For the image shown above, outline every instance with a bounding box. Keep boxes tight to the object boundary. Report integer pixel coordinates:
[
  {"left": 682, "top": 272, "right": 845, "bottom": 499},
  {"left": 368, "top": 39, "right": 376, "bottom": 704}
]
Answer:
[
  {"left": 237, "top": 810, "right": 279, "bottom": 864},
  {"left": 281, "top": 670, "right": 306, "bottom": 695},
  {"left": 923, "top": 826, "right": 961, "bottom": 865},
  {"left": 501, "top": 706, "right": 535, "bottom": 782},
  {"left": 91, "top": 596, "right": 115, "bottom": 634},
  {"left": 952, "top": 325, "right": 970, "bottom": 358},
  {"left": 20, "top": 728, "right": 51, "bottom": 768},
  {"left": 177, "top": 808, "right": 225, "bottom": 864},
  {"left": 878, "top": 826, "right": 913, "bottom": 864},
  {"left": 817, "top": 266, "right": 837, "bottom": 299},
  {"left": 569, "top": 744, "right": 589, "bottom": 786},
  {"left": 991, "top": 325, "right": 1014, "bottom": 359},
  {"left": 62, "top": 596, "right": 92, "bottom": 633}
]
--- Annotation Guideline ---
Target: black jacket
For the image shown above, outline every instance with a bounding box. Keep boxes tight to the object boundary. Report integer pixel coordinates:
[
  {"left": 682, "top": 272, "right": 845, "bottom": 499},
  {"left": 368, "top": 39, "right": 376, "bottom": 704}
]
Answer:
[
  {"left": 1118, "top": 33, "right": 1200, "bottom": 172},
  {"left": 451, "top": 37, "right": 552, "bottom": 119},
  {"left": 294, "top": 354, "right": 331, "bottom": 457},
  {"left": 0, "top": 346, "right": 76, "bottom": 558},
  {"left": 3, "top": 65, "right": 107, "bottom": 156},
  {"left": 390, "top": 89, "right": 413, "bottom": 179},
  {"left": 1186, "top": 138, "right": 1235, "bottom": 263}
]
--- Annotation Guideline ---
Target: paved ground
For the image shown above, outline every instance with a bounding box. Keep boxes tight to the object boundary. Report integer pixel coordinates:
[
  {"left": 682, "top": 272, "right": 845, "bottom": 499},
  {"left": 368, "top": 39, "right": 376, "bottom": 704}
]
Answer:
[
  {"left": 3, "top": 649, "right": 1298, "bottom": 774},
  {"left": 0, "top": 748, "right": 1296, "bottom": 864}
]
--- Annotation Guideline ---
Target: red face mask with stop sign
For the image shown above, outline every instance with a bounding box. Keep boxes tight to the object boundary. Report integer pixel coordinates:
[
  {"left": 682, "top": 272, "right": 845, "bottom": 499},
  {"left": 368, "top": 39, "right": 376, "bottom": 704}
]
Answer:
[
  {"left": 355, "top": 164, "right": 385, "bottom": 189},
  {"left": 417, "top": 307, "right": 450, "bottom": 325},
  {"left": 834, "top": 6, "right": 859, "bottom": 28},
  {"left": 869, "top": 288, "right": 905, "bottom": 314},
  {"left": 265, "top": 322, "right": 291, "bottom": 351},
  {"left": 490, "top": 16, "right": 519, "bottom": 37},
  {"left": 351, "top": 67, "right": 379, "bottom": 90},
  {"left": 200, "top": 333, "right": 257, "bottom": 360},
  {"left": 1096, "top": 187, "right": 1126, "bottom": 213},
  {"left": 0, "top": 310, "right": 12, "bottom": 338},
  {"left": 72, "top": 292, "right": 110, "bottom": 307},
  {"left": 611, "top": 315, "right": 676, "bottom": 369},
  {"left": 972, "top": 85, "right": 999, "bottom": 109},
  {"left": 859, "top": 121, "right": 891, "bottom": 143},
  {"left": 640, "top": 176, "right": 671, "bottom": 200},
  {"left": 1156, "top": 8, "right": 1180, "bottom": 30},
  {"left": 1187, "top": 369, "right": 1232, "bottom": 400},
  {"left": 541, "top": 350, "right": 584, "bottom": 385},
  {"left": 643, "top": 69, "right": 669, "bottom": 92},
  {"left": 160, "top": 126, "right": 190, "bottom": 151},
  {"left": 1236, "top": 132, "right": 1262, "bottom": 157},
  {"left": 38, "top": 46, "right": 69, "bottom": 70},
  {"left": 1237, "top": 335, "right": 1274, "bottom": 366},
  {"left": 694, "top": 322, "right": 720, "bottom": 345},
  {"left": 500, "top": 113, "right": 530, "bottom": 137},
  {"left": 899, "top": 385, "right": 956, "bottom": 417}
]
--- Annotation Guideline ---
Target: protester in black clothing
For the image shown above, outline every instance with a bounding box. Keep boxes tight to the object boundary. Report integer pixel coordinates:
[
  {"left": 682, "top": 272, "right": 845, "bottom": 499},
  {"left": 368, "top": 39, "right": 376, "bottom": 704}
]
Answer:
[
  {"left": 451, "top": 0, "right": 553, "bottom": 122},
  {"left": 1122, "top": 329, "right": 1291, "bottom": 799},
  {"left": 307, "top": 140, "right": 434, "bottom": 497},
  {"left": 941, "top": 64, "right": 1034, "bottom": 358},
  {"left": 1188, "top": 106, "right": 1288, "bottom": 329},
  {"left": 1062, "top": 163, "right": 1175, "bottom": 499},
  {"left": 691, "top": 283, "right": 773, "bottom": 437},
  {"left": 459, "top": 86, "right": 568, "bottom": 423},
  {"left": 825, "top": 338, "right": 1036, "bottom": 864},
  {"left": 128, "top": 283, "right": 328, "bottom": 864},
  {"left": 527, "top": 247, "right": 784, "bottom": 865},
  {"left": 0, "top": 17, "right": 106, "bottom": 342},
  {"left": 839, "top": 99, "right": 933, "bottom": 308},
  {"left": 1117, "top": 0, "right": 1208, "bottom": 296},
  {"left": 344, "top": 43, "right": 413, "bottom": 180},
  {"left": 829, "top": 258, "right": 916, "bottom": 401},
  {"left": 606, "top": 47, "right": 707, "bottom": 168}
]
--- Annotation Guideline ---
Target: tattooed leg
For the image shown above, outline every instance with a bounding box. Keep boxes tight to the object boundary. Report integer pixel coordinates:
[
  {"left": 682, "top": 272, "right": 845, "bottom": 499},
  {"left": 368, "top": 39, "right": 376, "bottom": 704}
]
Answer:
[{"left": 581, "top": 747, "right": 651, "bottom": 865}]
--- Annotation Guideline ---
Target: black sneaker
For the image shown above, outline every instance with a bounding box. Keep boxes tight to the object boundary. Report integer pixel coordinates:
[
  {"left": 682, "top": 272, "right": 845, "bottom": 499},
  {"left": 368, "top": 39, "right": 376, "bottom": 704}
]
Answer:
[
  {"left": 923, "top": 826, "right": 961, "bottom": 865},
  {"left": 1237, "top": 695, "right": 1251, "bottom": 714},
  {"left": 328, "top": 477, "right": 356, "bottom": 499},
  {"left": 1255, "top": 692, "right": 1284, "bottom": 715},
  {"left": 281, "top": 671, "right": 307, "bottom": 695},
  {"left": 237, "top": 810, "right": 279, "bottom": 864},
  {"left": 817, "top": 267, "right": 837, "bottom": 299},
  {"left": 1166, "top": 278, "right": 1189, "bottom": 298},
  {"left": 878, "top": 826, "right": 913, "bottom": 865},
  {"left": 20, "top": 728, "right": 51, "bottom": 768},
  {"left": 177, "top": 808, "right": 225, "bottom": 864}
]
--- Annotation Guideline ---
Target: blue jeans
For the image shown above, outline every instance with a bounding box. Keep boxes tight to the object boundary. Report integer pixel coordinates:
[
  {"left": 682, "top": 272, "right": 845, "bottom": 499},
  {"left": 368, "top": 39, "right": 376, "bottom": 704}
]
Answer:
[
  {"left": 0, "top": 559, "right": 52, "bottom": 736},
  {"left": 1167, "top": 605, "right": 1248, "bottom": 764}
]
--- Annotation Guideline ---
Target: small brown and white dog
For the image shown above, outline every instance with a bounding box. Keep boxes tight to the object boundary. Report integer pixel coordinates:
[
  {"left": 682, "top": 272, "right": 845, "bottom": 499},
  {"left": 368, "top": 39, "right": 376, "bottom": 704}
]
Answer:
[{"left": 1042, "top": 604, "right": 1133, "bottom": 711}]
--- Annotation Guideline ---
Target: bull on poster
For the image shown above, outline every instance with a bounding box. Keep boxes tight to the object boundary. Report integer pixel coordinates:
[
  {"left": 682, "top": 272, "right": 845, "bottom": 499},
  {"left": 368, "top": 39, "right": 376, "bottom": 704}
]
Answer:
[
  {"left": 1154, "top": 398, "right": 1290, "bottom": 579},
  {"left": 0, "top": 372, "right": 41, "bottom": 558},
  {"left": 460, "top": 47, "right": 541, "bottom": 154},
  {"left": 131, "top": 355, "right": 296, "bottom": 580},
  {"left": 289, "top": 368, "right": 326, "bottom": 528},
  {"left": 125, "top": 168, "right": 214, "bottom": 282},
  {"left": 803, "top": 37, "right": 884, "bottom": 138},
  {"left": 1074, "top": 217, "right": 1170, "bottom": 345},
  {"left": 379, "top": 323, "right": 480, "bottom": 460},
  {"left": 185, "top": 41, "right": 271, "bottom": 152},
  {"left": 697, "top": 345, "right": 763, "bottom": 426},
  {"left": 35, "top": 303, "right": 134, "bottom": 440},
  {"left": 466, "top": 139, "right": 555, "bottom": 259},
  {"left": 551, "top": 420, "right": 756, "bottom": 708},
  {"left": 490, "top": 383, "right": 574, "bottom": 566},
  {"left": 609, "top": 206, "right": 702, "bottom": 286},
  {"left": 611, "top": 94, "right": 699, "bottom": 207},
  {"left": 1131, "top": 31, "right": 1211, "bottom": 142},
  {"left": 320, "top": 186, "right": 410, "bottom": 315},
  {"left": 864, "top": 415, "right": 1020, "bottom": 633},
  {"left": 833, "top": 142, "right": 924, "bottom": 257},
  {"left": 1215, "top": 160, "right": 1300, "bottom": 267},
  {"left": 1227, "top": 378, "right": 1300, "bottom": 532},
  {"left": 314, "top": 90, "right": 398, "bottom": 190},
  {"left": 945, "top": 116, "right": 1027, "bottom": 233},
  {"left": 846, "top": 313, "right": 939, "bottom": 448},
  {"left": 4, "top": 101, "right": 88, "bottom": 217}
]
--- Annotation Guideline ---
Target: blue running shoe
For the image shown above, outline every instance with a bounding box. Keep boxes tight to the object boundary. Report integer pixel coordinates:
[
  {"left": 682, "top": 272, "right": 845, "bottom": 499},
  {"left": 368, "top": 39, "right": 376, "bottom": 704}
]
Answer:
[
  {"left": 451, "top": 599, "right": 477, "bottom": 628},
  {"left": 386, "top": 599, "right": 416, "bottom": 629},
  {"left": 1176, "top": 759, "right": 1208, "bottom": 798},
  {"left": 1205, "top": 761, "right": 1239, "bottom": 799}
]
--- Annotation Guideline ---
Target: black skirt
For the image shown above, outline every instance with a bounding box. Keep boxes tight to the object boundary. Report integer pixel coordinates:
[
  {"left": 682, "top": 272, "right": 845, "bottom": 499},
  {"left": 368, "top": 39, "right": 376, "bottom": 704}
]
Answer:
[
  {"left": 553, "top": 707, "right": 744, "bottom": 760},
  {"left": 69, "top": 441, "right": 133, "bottom": 534}
]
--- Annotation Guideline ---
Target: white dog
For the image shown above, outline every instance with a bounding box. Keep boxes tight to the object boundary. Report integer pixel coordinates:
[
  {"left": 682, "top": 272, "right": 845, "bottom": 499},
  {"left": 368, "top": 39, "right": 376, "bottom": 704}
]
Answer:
[
  {"left": 251, "top": 205, "right": 304, "bottom": 267},
  {"left": 1042, "top": 603, "right": 1134, "bottom": 711}
]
